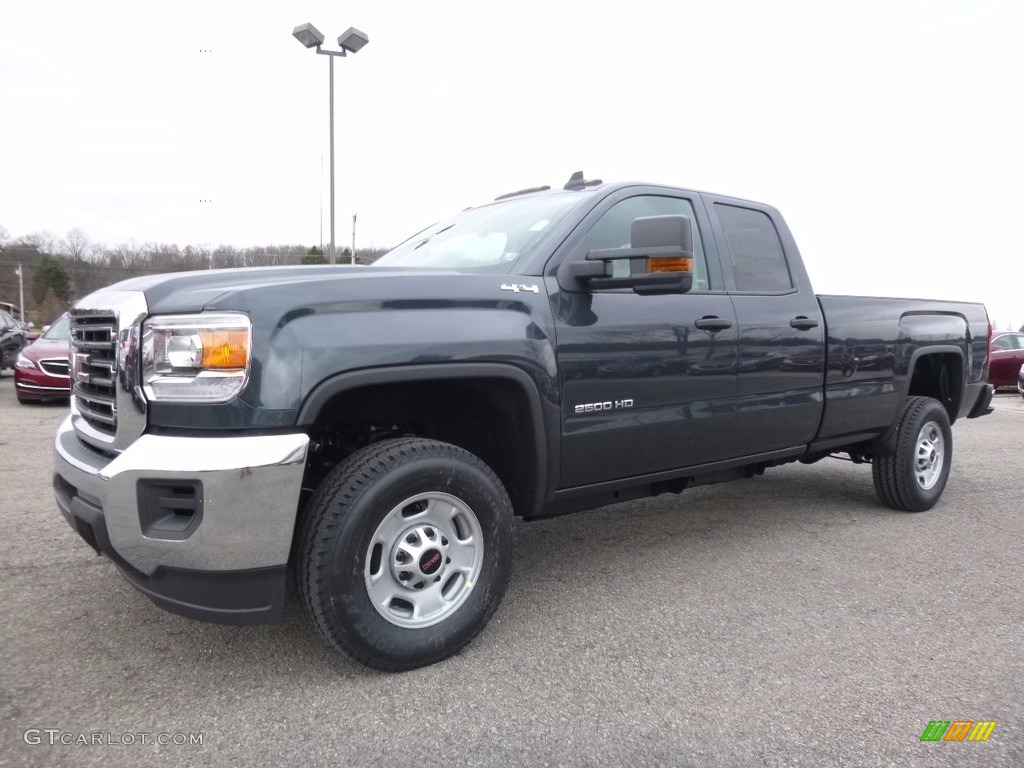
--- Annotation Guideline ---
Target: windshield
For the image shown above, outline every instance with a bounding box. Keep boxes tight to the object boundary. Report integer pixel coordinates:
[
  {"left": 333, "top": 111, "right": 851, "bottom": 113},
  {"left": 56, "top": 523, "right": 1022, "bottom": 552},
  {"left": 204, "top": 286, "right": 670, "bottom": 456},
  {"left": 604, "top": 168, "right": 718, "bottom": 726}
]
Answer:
[
  {"left": 43, "top": 315, "right": 70, "bottom": 340},
  {"left": 376, "top": 193, "right": 584, "bottom": 272}
]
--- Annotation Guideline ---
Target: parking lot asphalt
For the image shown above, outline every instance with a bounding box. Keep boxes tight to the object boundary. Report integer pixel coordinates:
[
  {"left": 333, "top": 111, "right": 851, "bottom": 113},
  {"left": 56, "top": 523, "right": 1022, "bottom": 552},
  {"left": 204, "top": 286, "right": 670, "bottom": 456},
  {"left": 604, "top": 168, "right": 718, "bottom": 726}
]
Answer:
[{"left": 0, "top": 374, "right": 1021, "bottom": 768}]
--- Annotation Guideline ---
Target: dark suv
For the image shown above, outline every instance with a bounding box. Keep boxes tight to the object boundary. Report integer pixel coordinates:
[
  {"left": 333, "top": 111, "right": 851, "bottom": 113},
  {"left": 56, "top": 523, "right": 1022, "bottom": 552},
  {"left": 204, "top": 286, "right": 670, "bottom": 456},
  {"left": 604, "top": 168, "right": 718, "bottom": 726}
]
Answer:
[{"left": 0, "top": 310, "right": 28, "bottom": 374}]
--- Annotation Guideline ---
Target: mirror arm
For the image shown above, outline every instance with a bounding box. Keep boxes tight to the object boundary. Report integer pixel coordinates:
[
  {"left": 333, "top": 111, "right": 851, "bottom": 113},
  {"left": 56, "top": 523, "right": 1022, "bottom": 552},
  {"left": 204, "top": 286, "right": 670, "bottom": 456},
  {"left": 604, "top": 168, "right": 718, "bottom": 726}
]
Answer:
[
  {"left": 588, "top": 272, "right": 691, "bottom": 294},
  {"left": 569, "top": 260, "right": 610, "bottom": 280},
  {"left": 585, "top": 245, "right": 690, "bottom": 262}
]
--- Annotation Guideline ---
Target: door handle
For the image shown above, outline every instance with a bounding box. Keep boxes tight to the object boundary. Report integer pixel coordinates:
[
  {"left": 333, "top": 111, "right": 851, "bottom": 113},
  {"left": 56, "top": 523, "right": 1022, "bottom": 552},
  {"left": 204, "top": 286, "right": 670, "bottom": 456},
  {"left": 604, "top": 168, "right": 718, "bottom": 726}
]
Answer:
[
  {"left": 790, "top": 316, "right": 819, "bottom": 330},
  {"left": 695, "top": 316, "right": 733, "bottom": 331}
]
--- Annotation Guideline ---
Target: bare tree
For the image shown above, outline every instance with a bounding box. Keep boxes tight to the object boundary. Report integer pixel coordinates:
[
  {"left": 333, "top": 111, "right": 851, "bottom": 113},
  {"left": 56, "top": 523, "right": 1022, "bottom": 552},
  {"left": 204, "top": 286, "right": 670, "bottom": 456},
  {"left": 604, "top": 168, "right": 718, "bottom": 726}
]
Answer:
[
  {"left": 62, "top": 228, "right": 93, "bottom": 261},
  {"left": 105, "top": 240, "right": 147, "bottom": 270},
  {"left": 145, "top": 242, "right": 182, "bottom": 273},
  {"left": 243, "top": 245, "right": 303, "bottom": 267},
  {"left": 180, "top": 245, "right": 210, "bottom": 271},
  {"left": 21, "top": 231, "right": 59, "bottom": 255},
  {"left": 211, "top": 245, "right": 243, "bottom": 269}
]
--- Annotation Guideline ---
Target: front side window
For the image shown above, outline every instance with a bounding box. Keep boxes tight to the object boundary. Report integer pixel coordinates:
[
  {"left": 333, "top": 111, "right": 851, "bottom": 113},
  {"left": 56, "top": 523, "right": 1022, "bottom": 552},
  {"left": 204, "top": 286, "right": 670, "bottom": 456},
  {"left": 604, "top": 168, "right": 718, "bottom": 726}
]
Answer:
[
  {"left": 377, "top": 192, "right": 585, "bottom": 273},
  {"left": 579, "top": 196, "right": 711, "bottom": 291},
  {"left": 715, "top": 204, "right": 793, "bottom": 293}
]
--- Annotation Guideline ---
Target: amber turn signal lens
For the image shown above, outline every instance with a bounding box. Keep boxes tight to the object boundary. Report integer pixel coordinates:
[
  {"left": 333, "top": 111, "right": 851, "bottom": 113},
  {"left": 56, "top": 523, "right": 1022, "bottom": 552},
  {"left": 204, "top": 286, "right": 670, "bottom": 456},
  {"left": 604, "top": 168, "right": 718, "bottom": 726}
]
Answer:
[
  {"left": 199, "top": 330, "right": 249, "bottom": 369},
  {"left": 647, "top": 256, "right": 693, "bottom": 274}
]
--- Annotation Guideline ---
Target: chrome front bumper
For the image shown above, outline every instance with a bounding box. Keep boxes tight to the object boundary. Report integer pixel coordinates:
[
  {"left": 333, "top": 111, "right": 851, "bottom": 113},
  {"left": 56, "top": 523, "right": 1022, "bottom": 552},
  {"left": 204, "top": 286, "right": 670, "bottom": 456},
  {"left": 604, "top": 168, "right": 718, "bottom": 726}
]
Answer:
[{"left": 53, "top": 415, "right": 309, "bottom": 576}]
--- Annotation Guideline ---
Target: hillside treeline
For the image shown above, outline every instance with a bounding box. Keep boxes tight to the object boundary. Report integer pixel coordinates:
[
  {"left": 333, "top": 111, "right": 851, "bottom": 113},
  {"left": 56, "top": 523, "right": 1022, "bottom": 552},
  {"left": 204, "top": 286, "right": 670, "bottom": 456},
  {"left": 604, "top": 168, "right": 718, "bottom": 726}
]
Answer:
[{"left": 0, "top": 227, "right": 389, "bottom": 324}]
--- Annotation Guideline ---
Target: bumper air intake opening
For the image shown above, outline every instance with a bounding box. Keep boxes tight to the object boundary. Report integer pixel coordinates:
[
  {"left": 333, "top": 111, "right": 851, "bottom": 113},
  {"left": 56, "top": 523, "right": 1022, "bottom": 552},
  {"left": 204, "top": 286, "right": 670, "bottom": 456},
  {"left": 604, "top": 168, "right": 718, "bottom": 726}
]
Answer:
[{"left": 137, "top": 480, "right": 204, "bottom": 540}]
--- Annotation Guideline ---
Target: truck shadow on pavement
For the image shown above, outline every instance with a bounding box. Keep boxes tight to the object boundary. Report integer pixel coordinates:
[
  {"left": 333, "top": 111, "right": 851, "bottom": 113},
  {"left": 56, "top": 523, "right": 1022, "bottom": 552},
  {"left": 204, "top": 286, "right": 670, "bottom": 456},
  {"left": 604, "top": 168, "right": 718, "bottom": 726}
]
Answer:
[{"left": 60, "top": 458, "right": 920, "bottom": 679}]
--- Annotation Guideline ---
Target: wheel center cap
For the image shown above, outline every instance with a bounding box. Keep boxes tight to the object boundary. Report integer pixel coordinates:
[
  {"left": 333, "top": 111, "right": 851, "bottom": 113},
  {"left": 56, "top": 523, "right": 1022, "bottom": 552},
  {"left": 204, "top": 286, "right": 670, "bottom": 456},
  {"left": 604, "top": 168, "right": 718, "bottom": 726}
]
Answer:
[
  {"left": 390, "top": 523, "right": 451, "bottom": 591},
  {"left": 419, "top": 548, "right": 442, "bottom": 575}
]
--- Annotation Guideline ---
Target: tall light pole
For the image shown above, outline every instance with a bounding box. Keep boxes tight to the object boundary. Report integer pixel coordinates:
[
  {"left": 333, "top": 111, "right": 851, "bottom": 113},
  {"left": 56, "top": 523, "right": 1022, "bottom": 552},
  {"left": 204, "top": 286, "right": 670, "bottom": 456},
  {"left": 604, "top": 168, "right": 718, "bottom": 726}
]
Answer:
[{"left": 292, "top": 22, "right": 370, "bottom": 266}]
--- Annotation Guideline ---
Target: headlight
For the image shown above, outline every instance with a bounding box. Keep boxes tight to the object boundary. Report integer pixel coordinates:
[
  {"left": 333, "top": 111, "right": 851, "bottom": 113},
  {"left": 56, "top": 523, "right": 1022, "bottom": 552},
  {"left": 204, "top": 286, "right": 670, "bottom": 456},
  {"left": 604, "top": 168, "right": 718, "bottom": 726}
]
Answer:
[
  {"left": 15, "top": 353, "right": 36, "bottom": 370},
  {"left": 142, "top": 313, "right": 251, "bottom": 402}
]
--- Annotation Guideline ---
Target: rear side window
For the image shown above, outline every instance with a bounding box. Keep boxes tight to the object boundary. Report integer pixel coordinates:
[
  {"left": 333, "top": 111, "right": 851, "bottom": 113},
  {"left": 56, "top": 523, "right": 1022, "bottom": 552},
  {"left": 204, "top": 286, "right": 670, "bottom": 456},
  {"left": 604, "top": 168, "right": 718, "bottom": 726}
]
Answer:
[
  {"left": 993, "top": 334, "right": 1023, "bottom": 350},
  {"left": 715, "top": 204, "right": 792, "bottom": 292}
]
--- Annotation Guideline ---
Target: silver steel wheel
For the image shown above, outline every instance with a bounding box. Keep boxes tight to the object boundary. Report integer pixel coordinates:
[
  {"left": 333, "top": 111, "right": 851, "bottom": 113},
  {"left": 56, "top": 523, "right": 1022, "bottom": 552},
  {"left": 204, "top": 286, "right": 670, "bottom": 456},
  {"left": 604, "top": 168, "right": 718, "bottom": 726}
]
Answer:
[
  {"left": 914, "top": 420, "right": 945, "bottom": 491},
  {"left": 364, "top": 491, "right": 484, "bottom": 629}
]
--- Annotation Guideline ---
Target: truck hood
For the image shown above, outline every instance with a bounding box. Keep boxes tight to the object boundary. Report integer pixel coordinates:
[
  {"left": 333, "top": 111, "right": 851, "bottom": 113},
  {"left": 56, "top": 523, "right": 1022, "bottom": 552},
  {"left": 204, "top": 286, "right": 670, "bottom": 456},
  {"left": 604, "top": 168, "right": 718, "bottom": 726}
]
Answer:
[{"left": 103, "top": 265, "right": 472, "bottom": 314}]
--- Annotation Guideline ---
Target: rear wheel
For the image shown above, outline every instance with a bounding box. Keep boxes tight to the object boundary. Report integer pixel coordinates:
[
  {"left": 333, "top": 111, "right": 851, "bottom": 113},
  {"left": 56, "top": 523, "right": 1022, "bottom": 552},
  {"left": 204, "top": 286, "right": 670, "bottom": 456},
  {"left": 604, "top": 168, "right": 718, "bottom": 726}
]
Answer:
[
  {"left": 298, "top": 437, "right": 513, "bottom": 671},
  {"left": 872, "top": 396, "right": 952, "bottom": 512}
]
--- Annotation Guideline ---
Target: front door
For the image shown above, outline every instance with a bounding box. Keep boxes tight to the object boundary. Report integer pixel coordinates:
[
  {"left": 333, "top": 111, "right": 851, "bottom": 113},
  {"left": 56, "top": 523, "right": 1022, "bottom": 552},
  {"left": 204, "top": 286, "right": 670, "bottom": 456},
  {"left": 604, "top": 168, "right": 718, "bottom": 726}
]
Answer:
[{"left": 549, "top": 192, "right": 738, "bottom": 488}]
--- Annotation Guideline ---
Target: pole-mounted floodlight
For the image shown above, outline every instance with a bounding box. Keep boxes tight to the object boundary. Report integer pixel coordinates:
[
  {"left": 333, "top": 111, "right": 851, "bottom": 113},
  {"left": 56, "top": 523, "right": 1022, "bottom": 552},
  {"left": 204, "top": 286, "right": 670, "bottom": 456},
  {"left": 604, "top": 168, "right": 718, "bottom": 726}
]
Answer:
[
  {"left": 292, "top": 22, "right": 370, "bottom": 265},
  {"left": 292, "top": 23, "right": 325, "bottom": 49},
  {"left": 338, "top": 27, "right": 369, "bottom": 54}
]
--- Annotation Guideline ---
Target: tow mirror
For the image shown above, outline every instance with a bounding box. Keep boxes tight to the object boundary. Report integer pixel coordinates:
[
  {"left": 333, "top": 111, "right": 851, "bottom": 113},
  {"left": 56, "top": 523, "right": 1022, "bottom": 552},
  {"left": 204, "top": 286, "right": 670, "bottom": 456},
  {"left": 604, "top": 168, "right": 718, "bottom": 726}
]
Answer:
[{"left": 571, "top": 214, "right": 694, "bottom": 295}]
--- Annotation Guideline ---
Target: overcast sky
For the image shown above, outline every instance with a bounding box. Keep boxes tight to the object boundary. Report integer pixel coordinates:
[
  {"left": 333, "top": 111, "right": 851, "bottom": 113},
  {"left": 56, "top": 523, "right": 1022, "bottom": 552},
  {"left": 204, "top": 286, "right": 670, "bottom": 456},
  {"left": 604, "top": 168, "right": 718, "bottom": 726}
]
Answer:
[{"left": 1, "top": 0, "right": 1021, "bottom": 328}]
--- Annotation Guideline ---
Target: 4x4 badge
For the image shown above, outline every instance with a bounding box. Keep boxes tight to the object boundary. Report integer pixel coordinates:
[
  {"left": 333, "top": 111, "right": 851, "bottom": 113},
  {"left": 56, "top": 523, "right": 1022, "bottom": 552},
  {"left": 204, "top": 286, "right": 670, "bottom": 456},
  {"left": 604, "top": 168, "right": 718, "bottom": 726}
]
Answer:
[{"left": 500, "top": 284, "right": 539, "bottom": 294}]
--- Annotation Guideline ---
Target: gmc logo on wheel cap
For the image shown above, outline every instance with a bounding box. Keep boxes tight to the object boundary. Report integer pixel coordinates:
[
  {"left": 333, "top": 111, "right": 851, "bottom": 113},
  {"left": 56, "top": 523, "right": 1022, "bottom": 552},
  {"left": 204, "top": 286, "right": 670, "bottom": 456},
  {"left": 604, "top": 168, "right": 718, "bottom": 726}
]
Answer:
[{"left": 420, "top": 550, "right": 442, "bottom": 575}]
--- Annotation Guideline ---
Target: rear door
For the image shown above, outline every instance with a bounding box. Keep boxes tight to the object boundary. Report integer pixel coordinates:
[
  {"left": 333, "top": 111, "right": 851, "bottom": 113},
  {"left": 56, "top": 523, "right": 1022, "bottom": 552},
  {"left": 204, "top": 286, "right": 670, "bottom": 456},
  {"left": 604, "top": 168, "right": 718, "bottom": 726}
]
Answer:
[
  {"left": 705, "top": 196, "right": 826, "bottom": 454},
  {"left": 547, "top": 188, "right": 738, "bottom": 488}
]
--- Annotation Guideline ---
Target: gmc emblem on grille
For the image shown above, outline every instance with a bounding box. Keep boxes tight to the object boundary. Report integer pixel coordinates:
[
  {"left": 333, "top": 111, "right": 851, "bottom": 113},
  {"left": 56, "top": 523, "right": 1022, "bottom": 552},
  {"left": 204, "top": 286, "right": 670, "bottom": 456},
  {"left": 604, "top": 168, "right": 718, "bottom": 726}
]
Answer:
[{"left": 71, "top": 352, "right": 91, "bottom": 383}]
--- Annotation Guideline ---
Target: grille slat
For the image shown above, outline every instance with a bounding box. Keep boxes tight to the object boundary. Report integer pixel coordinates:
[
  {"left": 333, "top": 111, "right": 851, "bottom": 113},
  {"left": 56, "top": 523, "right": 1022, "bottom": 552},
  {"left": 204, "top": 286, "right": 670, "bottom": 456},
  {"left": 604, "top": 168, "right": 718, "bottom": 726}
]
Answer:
[
  {"left": 76, "top": 398, "right": 117, "bottom": 426},
  {"left": 70, "top": 313, "right": 118, "bottom": 436},
  {"left": 73, "top": 340, "right": 115, "bottom": 351},
  {"left": 40, "top": 359, "right": 70, "bottom": 377},
  {"left": 79, "top": 375, "right": 114, "bottom": 389}
]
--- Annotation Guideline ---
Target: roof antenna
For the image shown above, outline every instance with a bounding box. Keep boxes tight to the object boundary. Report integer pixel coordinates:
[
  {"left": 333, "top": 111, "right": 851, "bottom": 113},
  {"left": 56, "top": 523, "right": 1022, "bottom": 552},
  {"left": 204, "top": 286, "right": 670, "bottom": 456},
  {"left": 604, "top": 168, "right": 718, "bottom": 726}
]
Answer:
[{"left": 564, "top": 171, "right": 602, "bottom": 191}]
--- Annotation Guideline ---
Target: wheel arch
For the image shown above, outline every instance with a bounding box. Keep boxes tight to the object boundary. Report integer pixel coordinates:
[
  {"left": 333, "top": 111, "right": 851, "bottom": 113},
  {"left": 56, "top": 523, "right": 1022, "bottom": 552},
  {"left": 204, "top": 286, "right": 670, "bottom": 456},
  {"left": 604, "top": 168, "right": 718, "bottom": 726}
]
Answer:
[
  {"left": 297, "top": 363, "right": 551, "bottom": 519},
  {"left": 902, "top": 346, "right": 965, "bottom": 424}
]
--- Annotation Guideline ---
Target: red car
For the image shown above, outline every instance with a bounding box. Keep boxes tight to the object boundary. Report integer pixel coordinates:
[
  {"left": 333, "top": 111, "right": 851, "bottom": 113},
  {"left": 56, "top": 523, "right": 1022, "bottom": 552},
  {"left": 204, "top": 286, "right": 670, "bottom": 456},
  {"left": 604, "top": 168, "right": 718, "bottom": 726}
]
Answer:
[
  {"left": 989, "top": 331, "right": 1024, "bottom": 389},
  {"left": 14, "top": 314, "right": 71, "bottom": 403}
]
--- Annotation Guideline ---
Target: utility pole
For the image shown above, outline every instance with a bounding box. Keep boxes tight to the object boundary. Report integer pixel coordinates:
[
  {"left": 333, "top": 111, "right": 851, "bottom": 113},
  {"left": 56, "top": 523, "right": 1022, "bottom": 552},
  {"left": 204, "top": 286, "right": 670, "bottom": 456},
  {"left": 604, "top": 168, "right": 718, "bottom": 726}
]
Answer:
[
  {"left": 16, "top": 262, "right": 25, "bottom": 322},
  {"left": 352, "top": 212, "right": 357, "bottom": 265}
]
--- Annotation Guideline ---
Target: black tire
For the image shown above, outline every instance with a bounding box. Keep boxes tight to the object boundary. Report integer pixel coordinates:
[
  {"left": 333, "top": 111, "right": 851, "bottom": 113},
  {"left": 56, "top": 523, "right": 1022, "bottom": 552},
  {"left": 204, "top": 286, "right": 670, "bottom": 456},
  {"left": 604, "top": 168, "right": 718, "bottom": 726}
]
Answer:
[
  {"left": 872, "top": 396, "right": 952, "bottom": 512},
  {"left": 298, "top": 437, "right": 514, "bottom": 671}
]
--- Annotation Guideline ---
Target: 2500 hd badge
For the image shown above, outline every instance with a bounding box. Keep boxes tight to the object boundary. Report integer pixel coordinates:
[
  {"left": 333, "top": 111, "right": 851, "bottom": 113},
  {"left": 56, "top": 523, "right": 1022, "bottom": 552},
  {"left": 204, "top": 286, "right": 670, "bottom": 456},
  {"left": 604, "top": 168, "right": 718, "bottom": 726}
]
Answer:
[{"left": 574, "top": 399, "right": 635, "bottom": 414}]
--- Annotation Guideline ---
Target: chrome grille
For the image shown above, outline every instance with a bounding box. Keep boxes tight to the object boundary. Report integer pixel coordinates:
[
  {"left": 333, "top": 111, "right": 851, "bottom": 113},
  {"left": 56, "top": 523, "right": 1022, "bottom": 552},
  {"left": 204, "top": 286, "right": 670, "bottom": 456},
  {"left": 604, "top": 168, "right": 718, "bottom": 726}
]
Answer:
[
  {"left": 40, "top": 358, "right": 70, "bottom": 377},
  {"left": 70, "top": 313, "right": 118, "bottom": 435}
]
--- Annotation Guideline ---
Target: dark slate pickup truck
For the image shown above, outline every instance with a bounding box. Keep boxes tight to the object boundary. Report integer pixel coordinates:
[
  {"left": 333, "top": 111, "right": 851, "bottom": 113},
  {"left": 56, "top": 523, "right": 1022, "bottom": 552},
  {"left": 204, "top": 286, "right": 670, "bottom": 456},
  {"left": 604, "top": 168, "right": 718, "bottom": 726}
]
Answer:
[{"left": 53, "top": 175, "right": 994, "bottom": 670}]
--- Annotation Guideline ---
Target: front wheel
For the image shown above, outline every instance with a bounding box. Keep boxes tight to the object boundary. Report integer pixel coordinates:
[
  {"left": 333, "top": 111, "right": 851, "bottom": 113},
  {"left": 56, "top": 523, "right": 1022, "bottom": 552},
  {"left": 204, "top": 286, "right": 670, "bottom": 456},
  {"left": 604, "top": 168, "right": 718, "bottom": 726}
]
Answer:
[
  {"left": 297, "top": 437, "right": 513, "bottom": 671},
  {"left": 872, "top": 396, "right": 952, "bottom": 512}
]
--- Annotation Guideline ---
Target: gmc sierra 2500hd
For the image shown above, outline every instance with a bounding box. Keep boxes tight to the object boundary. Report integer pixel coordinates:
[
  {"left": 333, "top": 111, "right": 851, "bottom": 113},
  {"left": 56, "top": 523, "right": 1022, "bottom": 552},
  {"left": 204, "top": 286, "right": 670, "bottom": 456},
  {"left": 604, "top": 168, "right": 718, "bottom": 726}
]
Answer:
[{"left": 53, "top": 174, "right": 994, "bottom": 670}]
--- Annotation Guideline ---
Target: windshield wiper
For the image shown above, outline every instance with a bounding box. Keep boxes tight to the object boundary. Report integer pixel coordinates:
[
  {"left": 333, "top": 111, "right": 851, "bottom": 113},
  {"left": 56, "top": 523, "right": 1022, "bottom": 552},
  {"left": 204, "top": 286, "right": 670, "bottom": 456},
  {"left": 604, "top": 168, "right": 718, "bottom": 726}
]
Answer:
[{"left": 412, "top": 223, "right": 456, "bottom": 250}]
